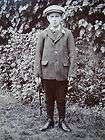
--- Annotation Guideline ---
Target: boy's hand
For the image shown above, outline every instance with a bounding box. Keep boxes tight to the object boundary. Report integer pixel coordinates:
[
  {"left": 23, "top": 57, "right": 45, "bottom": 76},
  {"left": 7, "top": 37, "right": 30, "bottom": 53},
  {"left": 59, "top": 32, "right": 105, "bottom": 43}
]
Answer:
[
  {"left": 68, "top": 77, "right": 73, "bottom": 87},
  {"left": 35, "top": 77, "right": 41, "bottom": 86},
  {"left": 68, "top": 77, "right": 74, "bottom": 82}
]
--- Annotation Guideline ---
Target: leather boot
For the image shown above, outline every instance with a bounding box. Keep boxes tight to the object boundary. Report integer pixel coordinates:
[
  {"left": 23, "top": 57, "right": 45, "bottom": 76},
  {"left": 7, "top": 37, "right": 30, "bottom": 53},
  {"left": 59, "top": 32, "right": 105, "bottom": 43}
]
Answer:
[
  {"left": 58, "top": 119, "right": 71, "bottom": 132},
  {"left": 40, "top": 119, "right": 54, "bottom": 131}
]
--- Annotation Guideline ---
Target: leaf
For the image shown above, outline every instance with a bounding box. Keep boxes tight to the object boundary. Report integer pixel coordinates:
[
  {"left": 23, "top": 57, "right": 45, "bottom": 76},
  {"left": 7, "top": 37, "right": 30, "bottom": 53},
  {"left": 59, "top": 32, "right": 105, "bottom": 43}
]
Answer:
[
  {"left": 103, "top": 9, "right": 105, "bottom": 15},
  {"left": 97, "top": 4, "right": 105, "bottom": 9},
  {"left": 66, "top": 0, "right": 72, "bottom": 5},
  {"left": 33, "top": 3, "right": 39, "bottom": 14},
  {"left": 80, "top": 28, "right": 85, "bottom": 37},
  {"left": 102, "top": 89, "right": 105, "bottom": 93},
  {"left": 102, "top": 23, "right": 105, "bottom": 30},
  {"left": 95, "top": 29, "right": 101, "bottom": 37},
  {"left": 78, "top": 19, "right": 88, "bottom": 28},
  {"left": 100, "top": 46, "right": 105, "bottom": 53},
  {"left": 82, "top": 0, "right": 89, "bottom": 6},
  {"left": 87, "top": 23, "right": 93, "bottom": 31},
  {"left": 19, "top": 4, "right": 28, "bottom": 13},
  {"left": 72, "top": 1, "right": 78, "bottom": 6},
  {"left": 94, "top": 24, "right": 99, "bottom": 30}
]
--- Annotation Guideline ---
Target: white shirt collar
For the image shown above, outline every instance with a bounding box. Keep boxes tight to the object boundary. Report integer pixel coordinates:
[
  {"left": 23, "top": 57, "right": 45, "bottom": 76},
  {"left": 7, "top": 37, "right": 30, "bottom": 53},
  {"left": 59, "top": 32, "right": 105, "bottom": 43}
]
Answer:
[{"left": 50, "top": 25, "right": 61, "bottom": 32}]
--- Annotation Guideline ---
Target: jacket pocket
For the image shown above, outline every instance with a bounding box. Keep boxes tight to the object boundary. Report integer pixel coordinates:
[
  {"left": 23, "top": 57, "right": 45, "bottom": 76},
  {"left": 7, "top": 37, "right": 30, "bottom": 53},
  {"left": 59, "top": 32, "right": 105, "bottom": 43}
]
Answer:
[{"left": 41, "top": 60, "right": 48, "bottom": 66}]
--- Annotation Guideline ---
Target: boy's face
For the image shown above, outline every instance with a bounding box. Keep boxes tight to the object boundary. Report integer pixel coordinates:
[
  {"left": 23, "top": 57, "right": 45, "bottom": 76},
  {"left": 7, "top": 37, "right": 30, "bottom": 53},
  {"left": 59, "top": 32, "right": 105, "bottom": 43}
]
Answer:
[{"left": 47, "top": 12, "right": 62, "bottom": 28}]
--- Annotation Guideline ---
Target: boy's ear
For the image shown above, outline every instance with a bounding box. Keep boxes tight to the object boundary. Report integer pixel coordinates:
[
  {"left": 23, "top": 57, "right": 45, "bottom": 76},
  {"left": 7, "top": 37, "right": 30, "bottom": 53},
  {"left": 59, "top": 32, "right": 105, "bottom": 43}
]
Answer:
[
  {"left": 61, "top": 13, "right": 65, "bottom": 20},
  {"left": 47, "top": 15, "right": 50, "bottom": 22}
]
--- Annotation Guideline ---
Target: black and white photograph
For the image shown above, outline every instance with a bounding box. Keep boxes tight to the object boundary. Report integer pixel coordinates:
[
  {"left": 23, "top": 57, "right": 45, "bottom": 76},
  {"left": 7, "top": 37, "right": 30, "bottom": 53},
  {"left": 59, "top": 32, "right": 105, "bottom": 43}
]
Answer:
[{"left": 0, "top": 0, "right": 105, "bottom": 139}]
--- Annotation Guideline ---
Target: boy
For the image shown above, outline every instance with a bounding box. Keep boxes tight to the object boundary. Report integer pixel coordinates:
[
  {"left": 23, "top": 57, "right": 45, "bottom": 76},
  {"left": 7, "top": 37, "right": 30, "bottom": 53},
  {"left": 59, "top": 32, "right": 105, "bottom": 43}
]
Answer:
[{"left": 35, "top": 5, "right": 76, "bottom": 132}]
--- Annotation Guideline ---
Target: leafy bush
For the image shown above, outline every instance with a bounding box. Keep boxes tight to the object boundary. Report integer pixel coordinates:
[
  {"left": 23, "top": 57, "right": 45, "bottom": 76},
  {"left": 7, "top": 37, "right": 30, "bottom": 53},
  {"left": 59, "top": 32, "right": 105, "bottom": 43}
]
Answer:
[
  {"left": 0, "top": 0, "right": 105, "bottom": 106},
  {"left": 0, "top": 29, "right": 40, "bottom": 100}
]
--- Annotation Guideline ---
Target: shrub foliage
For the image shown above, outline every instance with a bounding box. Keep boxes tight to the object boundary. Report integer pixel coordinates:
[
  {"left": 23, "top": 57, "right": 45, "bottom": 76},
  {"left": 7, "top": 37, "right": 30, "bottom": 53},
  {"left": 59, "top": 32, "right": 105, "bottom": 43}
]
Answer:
[{"left": 0, "top": 0, "right": 105, "bottom": 106}]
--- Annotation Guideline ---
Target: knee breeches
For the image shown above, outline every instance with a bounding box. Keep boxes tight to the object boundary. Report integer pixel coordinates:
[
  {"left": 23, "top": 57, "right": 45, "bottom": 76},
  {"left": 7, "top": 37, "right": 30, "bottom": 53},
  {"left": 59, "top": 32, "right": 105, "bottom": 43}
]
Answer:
[{"left": 42, "top": 79, "right": 68, "bottom": 119}]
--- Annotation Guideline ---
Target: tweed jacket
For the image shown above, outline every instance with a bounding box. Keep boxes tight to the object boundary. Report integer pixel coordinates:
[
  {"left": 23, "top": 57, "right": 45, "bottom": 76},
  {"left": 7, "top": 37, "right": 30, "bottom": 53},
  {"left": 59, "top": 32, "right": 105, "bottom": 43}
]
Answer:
[{"left": 35, "top": 26, "right": 76, "bottom": 81}]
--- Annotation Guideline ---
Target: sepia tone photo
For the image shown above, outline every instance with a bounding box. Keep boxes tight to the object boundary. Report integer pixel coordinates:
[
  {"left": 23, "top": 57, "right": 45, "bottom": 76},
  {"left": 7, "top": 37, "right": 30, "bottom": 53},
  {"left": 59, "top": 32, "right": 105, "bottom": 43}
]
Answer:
[{"left": 0, "top": 0, "right": 105, "bottom": 139}]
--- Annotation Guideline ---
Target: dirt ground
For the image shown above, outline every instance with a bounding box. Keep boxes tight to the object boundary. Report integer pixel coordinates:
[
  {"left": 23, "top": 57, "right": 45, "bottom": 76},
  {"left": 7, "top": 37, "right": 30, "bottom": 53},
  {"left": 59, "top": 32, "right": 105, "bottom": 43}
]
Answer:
[{"left": 0, "top": 94, "right": 105, "bottom": 140}]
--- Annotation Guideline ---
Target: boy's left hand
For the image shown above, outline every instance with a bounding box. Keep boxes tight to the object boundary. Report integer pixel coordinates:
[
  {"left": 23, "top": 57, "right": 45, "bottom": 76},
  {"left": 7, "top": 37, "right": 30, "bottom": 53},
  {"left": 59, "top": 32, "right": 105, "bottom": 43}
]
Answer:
[
  {"left": 35, "top": 77, "right": 41, "bottom": 86},
  {"left": 68, "top": 77, "right": 74, "bottom": 82}
]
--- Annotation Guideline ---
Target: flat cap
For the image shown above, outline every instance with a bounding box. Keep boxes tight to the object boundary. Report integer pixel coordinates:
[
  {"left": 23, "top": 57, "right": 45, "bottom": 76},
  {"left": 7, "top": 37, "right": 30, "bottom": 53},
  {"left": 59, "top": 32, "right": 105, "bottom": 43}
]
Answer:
[{"left": 43, "top": 5, "right": 65, "bottom": 16}]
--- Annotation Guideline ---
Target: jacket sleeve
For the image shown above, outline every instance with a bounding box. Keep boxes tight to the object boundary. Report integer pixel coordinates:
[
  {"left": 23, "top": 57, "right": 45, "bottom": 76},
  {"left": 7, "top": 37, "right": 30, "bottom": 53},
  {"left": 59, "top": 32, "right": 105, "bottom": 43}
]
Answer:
[
  {"left": 34, "top": 32, "right": 44, "bottom": 78},
  {"left": 68, "top": 30, "right": 77, "bottom": 78}
]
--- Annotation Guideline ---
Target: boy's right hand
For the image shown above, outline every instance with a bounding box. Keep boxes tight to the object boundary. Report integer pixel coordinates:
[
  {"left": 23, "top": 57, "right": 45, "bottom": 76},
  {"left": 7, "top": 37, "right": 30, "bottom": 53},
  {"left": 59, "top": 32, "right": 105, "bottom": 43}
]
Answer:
[{"left": 35, "top": 77, "right": 41, "bottom": 87}]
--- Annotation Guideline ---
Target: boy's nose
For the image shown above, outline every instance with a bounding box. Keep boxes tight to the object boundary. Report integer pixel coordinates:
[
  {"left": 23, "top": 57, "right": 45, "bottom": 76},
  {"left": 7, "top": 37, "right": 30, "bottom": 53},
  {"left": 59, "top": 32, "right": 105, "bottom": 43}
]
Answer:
[{"left": 53, "top": 18, "right": 57, "bottom": 20}]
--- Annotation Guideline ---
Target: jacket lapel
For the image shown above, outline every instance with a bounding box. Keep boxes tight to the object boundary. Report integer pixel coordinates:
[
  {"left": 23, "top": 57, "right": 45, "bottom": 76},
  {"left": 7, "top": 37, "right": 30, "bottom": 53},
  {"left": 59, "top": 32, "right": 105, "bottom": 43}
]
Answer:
[
  {"left": 54, "top": 30, "right": 64, "bottom": 43},
  {"left": 46, "top": 26, "right": 65, "bottom": 44},
  {"left": 47, "top": 27, "right": 55, "bottom": 41}
]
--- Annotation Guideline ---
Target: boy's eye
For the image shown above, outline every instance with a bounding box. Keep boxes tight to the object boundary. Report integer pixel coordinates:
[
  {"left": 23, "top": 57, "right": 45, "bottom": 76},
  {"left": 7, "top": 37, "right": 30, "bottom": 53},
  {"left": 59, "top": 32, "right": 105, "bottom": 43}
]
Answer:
[
  {"left": 55, "top": 15, "right": 59, "bottom": 17},
  {"left": 49, "top": 15, "right": 54, "bottom": 18}
]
